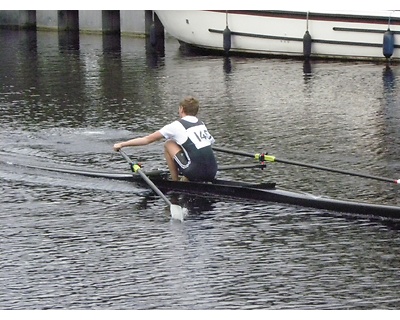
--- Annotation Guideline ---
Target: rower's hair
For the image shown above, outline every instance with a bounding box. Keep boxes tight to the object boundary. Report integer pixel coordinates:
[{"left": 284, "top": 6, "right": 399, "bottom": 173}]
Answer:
[{"left": 180, "top": 96, "right": 199, "bottom": 116}]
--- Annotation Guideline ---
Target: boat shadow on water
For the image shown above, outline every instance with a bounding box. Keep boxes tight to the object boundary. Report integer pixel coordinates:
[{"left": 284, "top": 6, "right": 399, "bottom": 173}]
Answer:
[
  {"left": 134, "top": 189, "right": 400, "bottom": 230},
  {"left": 325, "top": 208, "right": 400, "bottom": 231}
]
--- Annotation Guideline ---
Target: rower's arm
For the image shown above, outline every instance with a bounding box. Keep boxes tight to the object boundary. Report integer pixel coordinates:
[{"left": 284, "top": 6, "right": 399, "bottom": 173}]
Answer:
[{"left": 114, "top": 131, "right": 163, "bottom": 150}]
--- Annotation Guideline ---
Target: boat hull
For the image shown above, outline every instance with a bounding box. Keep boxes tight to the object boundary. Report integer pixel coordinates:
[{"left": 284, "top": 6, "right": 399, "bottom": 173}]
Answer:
[
  {"left": 145, "top": 177, "right": 400, "bottom": 219},
  {"left": 25, "top": 164, "right": 400, "bottom": 219},
  {"left": 155, "top": 10, "right": 400, "bottom": 62}
]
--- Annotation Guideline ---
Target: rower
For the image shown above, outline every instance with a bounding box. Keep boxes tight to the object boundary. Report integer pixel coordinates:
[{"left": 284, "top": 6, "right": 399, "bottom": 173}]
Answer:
[{"left": 113, "top": 96, "right": 218, "bottom": 182}]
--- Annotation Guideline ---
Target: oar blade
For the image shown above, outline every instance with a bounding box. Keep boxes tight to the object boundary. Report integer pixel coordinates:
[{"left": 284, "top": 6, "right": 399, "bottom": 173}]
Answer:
[{"left": 170, "top": 204, "right": 185, "bottom": 222}]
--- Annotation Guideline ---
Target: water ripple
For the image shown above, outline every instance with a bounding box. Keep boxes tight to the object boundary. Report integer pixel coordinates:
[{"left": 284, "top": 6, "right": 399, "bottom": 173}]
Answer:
[{"left": 1, "top": 30, "right": 400, "bottom": 310}]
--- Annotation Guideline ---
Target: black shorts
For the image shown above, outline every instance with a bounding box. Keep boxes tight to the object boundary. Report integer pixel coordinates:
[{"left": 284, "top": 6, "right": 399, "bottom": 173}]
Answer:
[{"left": 174, "top": 151, "right": 217, "bottom": 182}]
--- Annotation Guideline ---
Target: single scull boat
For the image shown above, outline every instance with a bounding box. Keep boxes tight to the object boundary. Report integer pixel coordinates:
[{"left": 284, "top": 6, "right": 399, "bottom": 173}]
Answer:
[{"left": 24, "top": 163, "right": 400, "bottom": 219}]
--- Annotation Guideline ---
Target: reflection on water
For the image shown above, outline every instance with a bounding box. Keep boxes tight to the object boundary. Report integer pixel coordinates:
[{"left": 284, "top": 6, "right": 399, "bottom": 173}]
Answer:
[
  {"left": 58, "top": 30, "right": 80, "bottom": 52},
  {"left": 1, "top": 29, "right": 400, "bottom": 309}
]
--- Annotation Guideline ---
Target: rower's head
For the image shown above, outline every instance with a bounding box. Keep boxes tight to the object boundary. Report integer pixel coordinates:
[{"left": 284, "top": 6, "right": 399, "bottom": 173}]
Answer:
[{"left": 179, "top": 96, "right": 199, "bottom": 117}]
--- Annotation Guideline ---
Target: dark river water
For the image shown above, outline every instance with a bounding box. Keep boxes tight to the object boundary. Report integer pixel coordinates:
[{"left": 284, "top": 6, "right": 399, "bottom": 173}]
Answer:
[{"left": 1, "top": 29, "right": 400, "bottom": 310}]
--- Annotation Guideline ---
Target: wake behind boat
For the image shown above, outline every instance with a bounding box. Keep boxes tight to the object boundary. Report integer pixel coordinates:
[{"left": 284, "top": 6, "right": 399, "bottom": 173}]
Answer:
[
  {"left": 21, "top": 161, "right": 400, "bottom": 220},
  {"left": 154, "top": 10, "right": 400, "bottom": 62}
]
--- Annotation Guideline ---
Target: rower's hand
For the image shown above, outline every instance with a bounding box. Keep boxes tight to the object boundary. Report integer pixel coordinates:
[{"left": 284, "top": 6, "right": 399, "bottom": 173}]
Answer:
[{"left": 113, "top": 143, "right": 123, "bottom": 152}]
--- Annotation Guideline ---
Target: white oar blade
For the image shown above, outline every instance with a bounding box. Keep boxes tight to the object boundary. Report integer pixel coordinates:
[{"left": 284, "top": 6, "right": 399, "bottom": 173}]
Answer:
[{"left": 170, "top": 204, "right": 184, "bottom": 222}]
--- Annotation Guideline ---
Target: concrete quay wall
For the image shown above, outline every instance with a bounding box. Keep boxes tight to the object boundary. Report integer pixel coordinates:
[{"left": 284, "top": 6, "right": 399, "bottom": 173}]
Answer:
[{"left": 0, "top": 10, "right": 149, "bottom": 36}]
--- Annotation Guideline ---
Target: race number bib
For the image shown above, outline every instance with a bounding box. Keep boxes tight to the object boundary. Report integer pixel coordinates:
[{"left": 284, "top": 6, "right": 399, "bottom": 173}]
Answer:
[{"left": 187, "top": 124, "right": 213, "bottom": 149}]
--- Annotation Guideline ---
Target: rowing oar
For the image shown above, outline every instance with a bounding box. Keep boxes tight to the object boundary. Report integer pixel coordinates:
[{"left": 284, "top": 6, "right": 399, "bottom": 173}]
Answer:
[
  {"left": 213, "top": 146, "right": 400, "bottom": 185},
  {"left": 218, "top": 163, "right": 266, "bottom": 170},
  {"left": 119, "top": 149, "right": 184, "bottom": 222}
]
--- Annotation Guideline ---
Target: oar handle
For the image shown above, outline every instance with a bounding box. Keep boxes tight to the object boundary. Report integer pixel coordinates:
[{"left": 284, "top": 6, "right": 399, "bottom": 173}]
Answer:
[
  {"left": 218, "top": 163, "right": 267, "bottom": 171},
  {"left": 213, "top": 146, "right": 275, "bottom": 162},
  {"left": 213, "top": 146, "right": 259, "bottom": 159}
]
